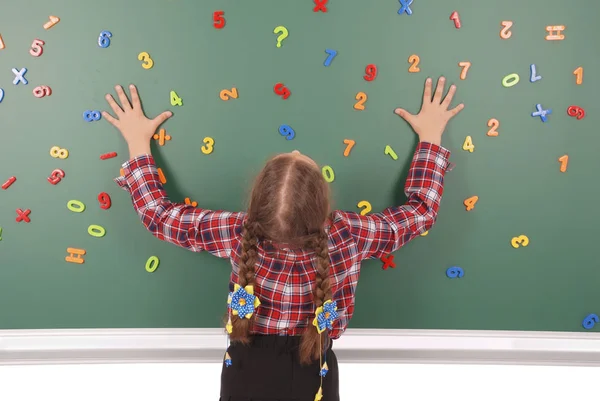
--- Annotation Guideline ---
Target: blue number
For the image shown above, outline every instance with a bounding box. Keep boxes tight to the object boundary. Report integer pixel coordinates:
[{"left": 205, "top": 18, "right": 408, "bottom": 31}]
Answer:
[
  {"left": 83, "top": 110, "right": 102, "bottom": 122},
  {"left": 446, "top": 266, "right": 464, "bottom": 278},
  {"left": 583, "top": 314, "right": 599, "bottom": 330},
  {"left": 98, "top": 30, "right": 112, "bottom": 48},
  {"left": 279, "top": 125, "right": 295, "bottom": 140},
  {"left": 0, "top": 88, "right": 4, "bottom": 103},
  {"left": 324, "top": 49, "right": 338, "bottom": 67}
]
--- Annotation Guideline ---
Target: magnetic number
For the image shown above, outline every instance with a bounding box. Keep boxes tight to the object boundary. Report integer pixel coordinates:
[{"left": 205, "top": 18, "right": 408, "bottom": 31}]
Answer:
[
  {"left": 279, "top": 125, "right": 295, "bottom": 140},
  {"left": 462, "top": 136, "right": 474, "bottom": 152},
  {"left": 408, "top": 55, "right": 420, "bottom": 72},
  {"left": 500, "top": 21, "right": 513, "bottom": 39},
  {"left": 47, "top": 169, "right": 65, "bottom": 185},
  {"left": 33, "top": 85, "right": 52, "bottom": 98},
  {"left": 138, "top": 52, "right": 154, "bottom": 69},
  {"left": 364, "top": 64, "right": 377, "bottom": 81},
  {"left": 502, "top": 73, "right": 520, "bottom": 88},
  {"left": 201, "top": 137, "right": 214, "bottom": 154},
  {"left": 511, "top": 235, "right": 529, "bottom": 249},
  {"left": 157, "top": 168, "right": 167, "bottom": 184},
  {"left": 219, "top": 88, "right": 238, "bottom": 101},
  {"left": 213, "top": 11, "right": 225, "bottom": 29},
  {"left": 170, "top": 90, "right": 183, "bottom": 106},
  {"left": 354, "top": 92, "right": 367, "bottom": 110},
  {"left": 43, "top": 15, "right": 60, "bottom": 30},
  {"left": 357, "top": 201, "right": 372, "bottom": 216},
  {"left": 343, "top": 139, "right": 355, "bottom": 157},
  {"left": 384, "top": 145, "right": 398, "bottom": 160},
  {"left": 98, "top": 192, "right": 112, "bottom": 209},
  {"left": 323, "top": 49, "right": 337, "bottom": 66},
  {"left": 88, "top": 225, "right": 106, "bottom": 237},
  {"left": 487, "top": 118, "right": 499, "bottom": 137},
  {"left": 50, "top": 146, "right": 69, "bottom": 159},
  {"left": 83, "top": 110, "right": 102, "bottom": 122},
  {"left": 67, "top": 200, "right": 86, "bottom": 213},
  {"left": 0, "top": 88, "right": 4, "bottom": 103},
  {"left": 463, "top": 196, "right": 478, "bottom": 211},
  {"left": 458, "top": 61, "right": 471, "bottom": 80},
  {"left": 30, "top": 39, "right": 45, "bottom": 57},
  {"left": 98, "top": 31, "right": 112, "bottom": 48},
  {"left": 322, "top": 166, "right": 335, "bottom": 182},
  {"left": 558, "top": 155, "right": 569, "bottom": 173},
  {"left": 574, "top": 66, "right": 583, "bottom": 85},
  {"left": 146, "top": 256, "right": 160, "bottom": 273}
]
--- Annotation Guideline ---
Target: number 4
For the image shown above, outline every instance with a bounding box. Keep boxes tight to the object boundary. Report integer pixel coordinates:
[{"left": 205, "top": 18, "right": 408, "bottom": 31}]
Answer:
[
  {"left": 170, "top": 90, "right": 183, "bottom": 106},
  {"left": 462, "top": 136, "right": 474, "bottom": 152},
  {"left": 464, "top": 196, "right": 479, "bottom": 211}
]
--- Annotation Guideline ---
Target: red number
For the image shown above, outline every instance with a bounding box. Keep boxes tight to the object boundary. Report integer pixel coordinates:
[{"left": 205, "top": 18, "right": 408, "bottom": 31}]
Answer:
[
  {"left": 30, "top": 39, "right": 45, "bottom": 57},
  {"left": 274, "top": 83, "right": 291, "bottom": 99},
  {"left": 98, "top": 192, "right": 112, "bottom": 210},
  {"left": 363, "top": 64, "right": 377, "bottom": 81},
  {"left": 213, "top": 11, "right": 225, "bottom": 29}
]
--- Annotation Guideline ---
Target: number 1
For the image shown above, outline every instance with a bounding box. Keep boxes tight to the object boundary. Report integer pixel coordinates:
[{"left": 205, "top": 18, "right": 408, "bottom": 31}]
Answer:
[
  {"left": 384, "top": 145, "right": 398, "bottom": 160},
  {"left": 558, "top": 155, "right": 568, "bottom": 172},
  {"left": 43, "top": 15, "right": 60, "bottom": 30},
  {"left": 574, "top": 66, "right": 583, "bottom": 85}
]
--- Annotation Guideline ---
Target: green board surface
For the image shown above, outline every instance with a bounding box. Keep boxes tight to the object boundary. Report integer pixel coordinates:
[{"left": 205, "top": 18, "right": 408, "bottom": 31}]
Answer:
[{"left": 0, "top": 0, "right": 598, "bottom": 331}]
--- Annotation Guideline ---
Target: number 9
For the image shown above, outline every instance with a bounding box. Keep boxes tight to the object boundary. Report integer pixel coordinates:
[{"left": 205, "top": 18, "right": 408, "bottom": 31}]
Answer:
[
  {"left": 98, "top": 30, "right": 112, "bottom": 48},
  {"left": 98, "top": 192, "right": 112, "bottom": 210},
  {"left": 278, "top": 125, "right": 295, "bottom": 140}
]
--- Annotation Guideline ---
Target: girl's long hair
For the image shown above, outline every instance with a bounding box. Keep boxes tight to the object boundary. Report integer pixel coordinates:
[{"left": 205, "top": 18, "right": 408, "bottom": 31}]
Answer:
[{"left": 227, "top": 153, "right": 332, "bottom": 364}]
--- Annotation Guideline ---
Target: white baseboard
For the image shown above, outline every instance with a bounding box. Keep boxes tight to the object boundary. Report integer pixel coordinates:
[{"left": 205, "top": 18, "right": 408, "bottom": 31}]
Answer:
[{"left": 1, "top": 328, "right": 600, "bottom": 366}]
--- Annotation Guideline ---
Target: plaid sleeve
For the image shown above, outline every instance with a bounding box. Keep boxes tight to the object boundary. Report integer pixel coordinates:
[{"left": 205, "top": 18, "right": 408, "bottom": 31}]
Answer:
[
  {"left": 114, "top": 155, "right": 245, "bottom": 258},
  {"left": 334, "top": 142, "right": 451, "bottom": 261}
]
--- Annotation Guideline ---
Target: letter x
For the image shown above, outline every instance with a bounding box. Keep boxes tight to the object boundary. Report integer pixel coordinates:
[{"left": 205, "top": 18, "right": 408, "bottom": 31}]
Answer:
[
  {"left": 313, "top": 0, "right": 327, "bottom": 12},
  {"left": 381, "top": 254, "right": 396, "bottom": 270},
  {"left": 398, "top": 0, "right": 413, "bottom": 15},
  {"left": 16, "top": 208, "right": 31, "bottom": 223},
  {"left": 12, "top": 67, "right": 28, "bottom": 85},
  {"left": 531, "top": 104, "right": 552, "bottom": 122}
]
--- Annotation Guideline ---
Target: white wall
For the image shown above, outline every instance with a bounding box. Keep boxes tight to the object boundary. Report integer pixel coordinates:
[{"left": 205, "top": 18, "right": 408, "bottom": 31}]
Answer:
[{"left": 1, "top": 363, "right": 598, "bottom": 400}]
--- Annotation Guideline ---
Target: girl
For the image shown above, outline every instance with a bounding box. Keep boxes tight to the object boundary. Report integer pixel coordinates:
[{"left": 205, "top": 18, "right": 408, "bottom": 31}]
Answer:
[{"left": 103, "top": 76, "right": 463, "bottom": 401}]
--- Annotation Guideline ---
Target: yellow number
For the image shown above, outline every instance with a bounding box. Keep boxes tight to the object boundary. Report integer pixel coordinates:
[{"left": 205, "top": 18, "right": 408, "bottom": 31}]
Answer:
[
  {"left": 138, "top": 52, "right": 154, "bottom": 69},
  {"left": 462, "top": 136, "right": 474, "bottom": 152},
  {"left": 201, "top": 137, "right": 215, "bottom": 154}
]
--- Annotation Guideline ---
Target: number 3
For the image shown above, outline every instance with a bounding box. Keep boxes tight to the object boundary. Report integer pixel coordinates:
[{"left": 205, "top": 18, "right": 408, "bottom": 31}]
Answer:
[
  {"left": 30, "top": 39, "right": 45, "bottom": 57},
  {"left": 138, "top": 52, "right": 154, "bottom": 69},
  {"left": 201, "top": 137, "right": 214, "bottom": 154}
]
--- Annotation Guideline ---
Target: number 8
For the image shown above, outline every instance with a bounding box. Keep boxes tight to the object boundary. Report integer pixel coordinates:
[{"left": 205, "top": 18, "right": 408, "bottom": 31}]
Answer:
[
  {"left": 98, "top": 31, "right": 112, "bottom": 48},
  {"left": 83, "top": 110, "right": 101, "bottom": 122}
]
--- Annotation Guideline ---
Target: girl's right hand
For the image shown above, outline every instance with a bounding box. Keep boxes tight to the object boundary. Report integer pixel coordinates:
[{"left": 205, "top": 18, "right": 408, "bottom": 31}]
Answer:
[{"left": 394, "top": 77, "right": 464, "bottom": 146}]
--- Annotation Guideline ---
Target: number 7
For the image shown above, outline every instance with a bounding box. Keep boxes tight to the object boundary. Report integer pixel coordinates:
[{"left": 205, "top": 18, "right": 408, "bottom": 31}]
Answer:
[
  {"left": 324, "top": 49, "right": 338, "bottom": 67},
  {"left": 343, "top": 139, "right": 355, "bottom": 156},
  {"left": 458, "top": 61, "right": 471, "bottom": 80}
]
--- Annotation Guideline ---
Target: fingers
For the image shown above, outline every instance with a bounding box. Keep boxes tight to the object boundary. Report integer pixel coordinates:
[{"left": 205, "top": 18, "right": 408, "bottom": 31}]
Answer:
[
  {"left": 152, "top": 111, "right": 173, "bottom": 127},
  {"left": 115, "top": 85, "right": 132, "bottom": 110},
  {"left": 394, "top": 108, "right": 416, "bottom": 125},
  {"left": 422, "top": 78, "right": 432, "bottom": 105},
  {"left": 105, "top": 93, "right": 124, "bottom": 116},
  {"left": 447, "top": 103, "right": 465, "bottom": 118},
  {"left": 433, "top": 77, "right": 446, "bottom": 103},
  {"left": 441, "top": 84, "right": 457, "bottom": 108},
  {"left": 129, "top": 84, "right": 142, "bottom": 110},
  {"left": 101, "top": 111, "right": 119, "bottom": 127}
]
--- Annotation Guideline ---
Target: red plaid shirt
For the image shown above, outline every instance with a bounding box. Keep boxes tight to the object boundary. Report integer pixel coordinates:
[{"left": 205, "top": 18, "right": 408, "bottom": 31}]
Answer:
[{"left": 115, "top": 142, "right": 450, "bottom": 339}]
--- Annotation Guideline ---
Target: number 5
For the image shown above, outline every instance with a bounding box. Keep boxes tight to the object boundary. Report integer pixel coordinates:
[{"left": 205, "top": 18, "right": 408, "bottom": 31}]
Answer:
[
  {"left": 30, "top": 39, "right": 45, "bottom": 57},
  {"left": 213, "top": 11, "right": 225, "bottom": 29}
]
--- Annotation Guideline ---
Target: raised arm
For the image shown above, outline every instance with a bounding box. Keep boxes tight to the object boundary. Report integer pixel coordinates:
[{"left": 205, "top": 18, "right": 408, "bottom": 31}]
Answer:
[
  {"left": 335, "top": 77, "right": 464, "bottom": 260},
  {"left": 104, "top": 84, "right": 245, "bottom": 258}
]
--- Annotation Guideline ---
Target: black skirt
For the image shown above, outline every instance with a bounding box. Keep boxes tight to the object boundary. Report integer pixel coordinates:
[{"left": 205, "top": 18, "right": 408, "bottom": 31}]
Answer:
[{"left": 220, "top": 335, "right": 340, "bottom": 401}]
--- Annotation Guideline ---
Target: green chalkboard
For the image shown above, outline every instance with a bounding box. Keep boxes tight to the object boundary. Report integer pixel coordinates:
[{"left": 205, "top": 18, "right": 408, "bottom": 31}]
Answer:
[{"left": 0, "top": 0, "right": 598, "bottom": 332}]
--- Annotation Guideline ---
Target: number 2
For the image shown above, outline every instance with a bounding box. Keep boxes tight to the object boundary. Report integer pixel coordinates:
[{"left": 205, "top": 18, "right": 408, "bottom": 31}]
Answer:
[
  {"left": 500, "top": 21, "right": 513, "bottom": 39},
  {"left": 463, "top": 136, "right": 474, "bottom": 152},
  {"left": 138, "top": 52, "right": 154, "bottom": 69},
  {"left": 30, "top": 39, "right": 45, "bottom": 57},
  {"left": 574, "top": 66, "right": 583, "bottom": 85},
  {"left": 219, "top": 88, "right": 238, "bottom": 101},
  {"left": 458, "top": 61, "right": 471, "bottom": 80},
  {"left": 354, "top": 92, "right": 367, "bottom": 110},
  {"left": 487, "top": 118, "right": 499, "bottom": 137},
  {"left": 170, "top": 90, "right": 183, "bottom": 106},
  {"left": 343, "top": 139, "right": 355, "bottom": 157},
  {"left": 408, "top": 55, "right": 420, "bottom": 72}
]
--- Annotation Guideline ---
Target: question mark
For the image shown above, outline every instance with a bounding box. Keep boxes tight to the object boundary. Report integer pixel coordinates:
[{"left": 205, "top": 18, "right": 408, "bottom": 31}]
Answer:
[
  {"left": 273, "top": 26, "right": 288, "bottom": 48},
  {"left": 357, "top": 201, "right": 372, "bottom": 216}
]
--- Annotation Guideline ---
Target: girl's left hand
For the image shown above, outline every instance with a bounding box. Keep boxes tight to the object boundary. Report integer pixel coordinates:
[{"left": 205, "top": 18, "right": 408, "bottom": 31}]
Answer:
[{"left": 103, "top": 84, "right": 172, "bottom": 158}]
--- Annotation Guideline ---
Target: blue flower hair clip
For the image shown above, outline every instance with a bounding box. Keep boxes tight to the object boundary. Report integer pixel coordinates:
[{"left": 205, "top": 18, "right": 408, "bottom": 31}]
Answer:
[
  {"left": 227, "top": 284, "right": 261, "bottom": 323},
  {"left": 313, "top": 300, "right": 338, "bottom": 334}
]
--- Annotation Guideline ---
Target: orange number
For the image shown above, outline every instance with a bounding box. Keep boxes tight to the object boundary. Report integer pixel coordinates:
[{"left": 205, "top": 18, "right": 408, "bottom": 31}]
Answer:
[
  {"left": 487, "top": 118, "right": 499, "bottom": 137},
  {"left": 354, "top": 92, "right": 367, "bottom": 110},
  {"left": 408, "top": 55, "right": 420, "bottom": 72},
  {"left": 219, "top": 87, "right": 238, "bottom": 101},
  {"left": 464, "top": 196, "right": 478, "bottom": 211},
  {"left": 458, "top": 61, "right": 471, "bottom": 80},
  {"left": 558, "top": 155, "right": 569, "bottom": 172},
  {"left": 343, "top": 139, "right": 355, "bottom": 157},
  {"left": 500, "top": 21, "right": 513, "bottom": 39},
  {"left": 574, "top": 66, "right": 583, "bottom": 85}
]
